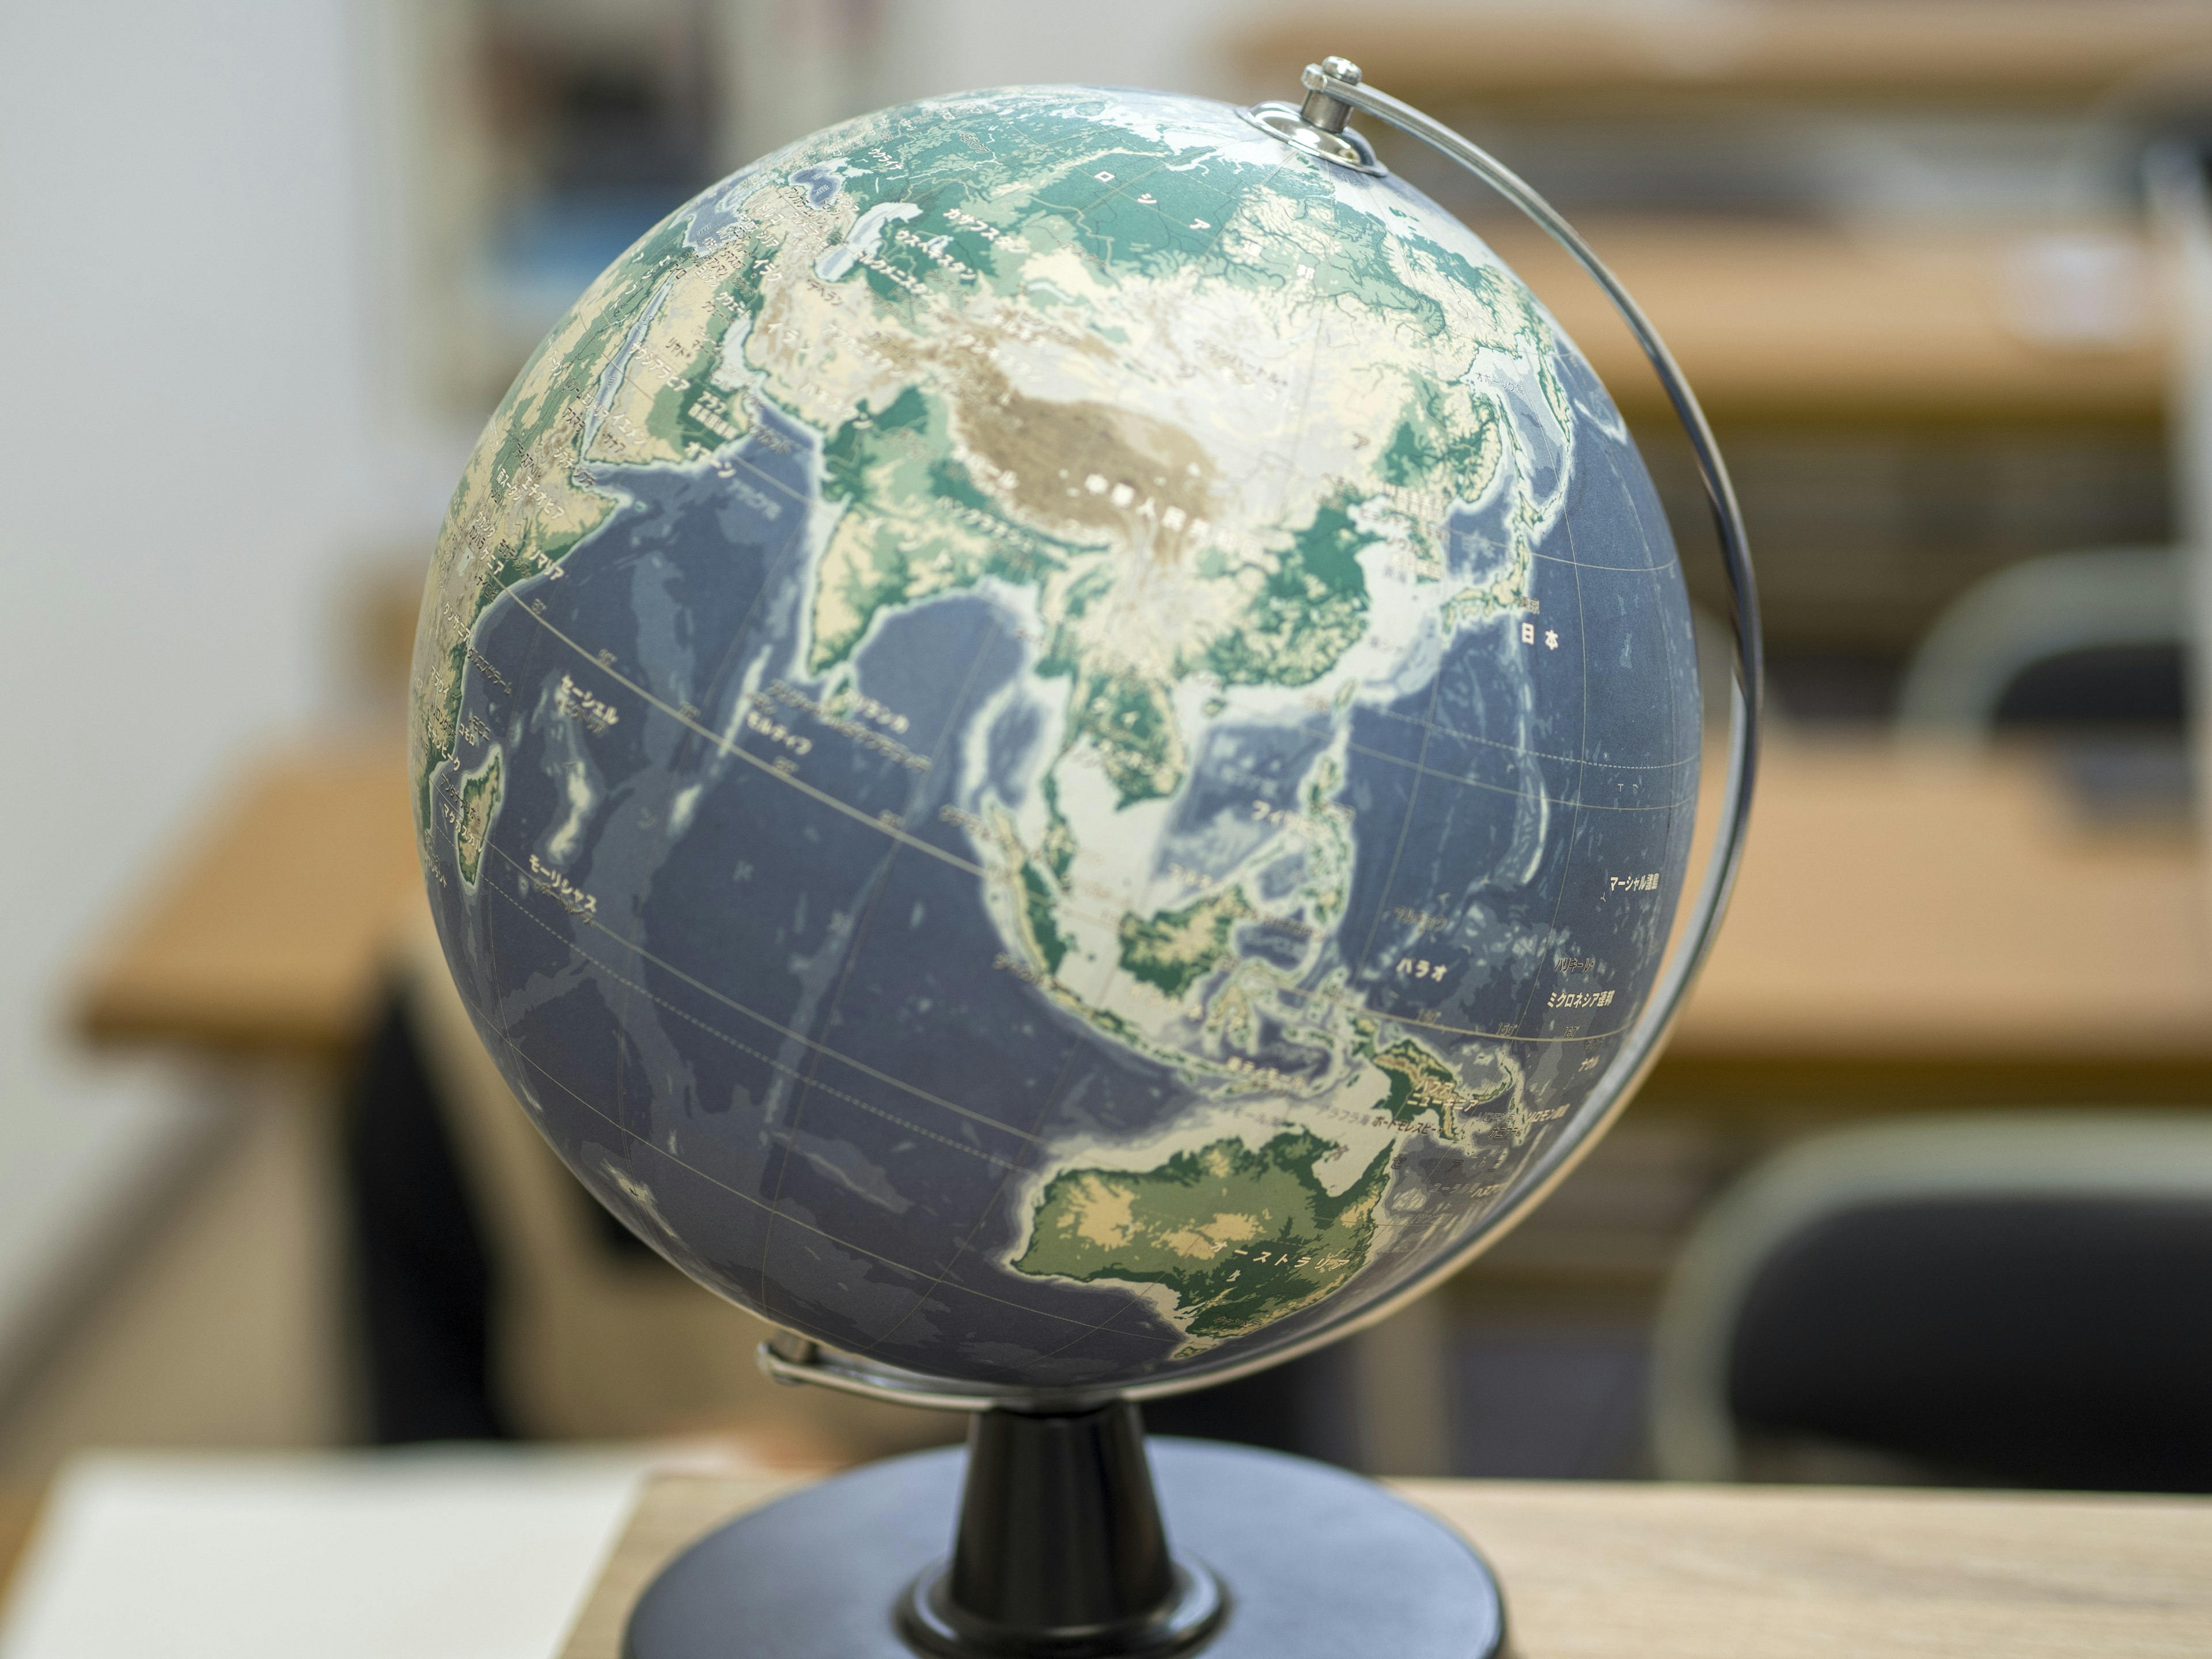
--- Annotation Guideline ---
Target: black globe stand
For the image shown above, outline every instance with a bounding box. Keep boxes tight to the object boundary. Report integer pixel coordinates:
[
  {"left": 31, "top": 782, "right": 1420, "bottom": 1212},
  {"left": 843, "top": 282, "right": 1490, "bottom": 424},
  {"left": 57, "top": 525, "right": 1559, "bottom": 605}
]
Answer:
[
  {"left": 899, "top": 1404, "right": 1225, "bottom": 1658},
  {"left": 622, "top": 1397, "right": 1505, "bottom": 1659}
]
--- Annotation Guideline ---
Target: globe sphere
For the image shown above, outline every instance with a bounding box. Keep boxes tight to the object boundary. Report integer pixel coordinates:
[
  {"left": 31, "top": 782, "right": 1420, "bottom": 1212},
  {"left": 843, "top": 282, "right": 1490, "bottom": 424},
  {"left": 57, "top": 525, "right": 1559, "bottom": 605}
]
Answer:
[{"left": 411, "top": 85, "right": 1700, "bottom": 1394}]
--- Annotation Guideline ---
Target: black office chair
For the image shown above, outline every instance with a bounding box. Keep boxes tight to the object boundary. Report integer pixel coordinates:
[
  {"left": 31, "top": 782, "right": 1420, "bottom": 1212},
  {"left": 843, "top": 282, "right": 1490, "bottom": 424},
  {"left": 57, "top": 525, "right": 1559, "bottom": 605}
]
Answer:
[
  {"left": 1895, "top": 548, "right": 2187, "bottom": 738},
  {"left": 1650, "top": 1116, "right": 2212, "bottom": 1493}
]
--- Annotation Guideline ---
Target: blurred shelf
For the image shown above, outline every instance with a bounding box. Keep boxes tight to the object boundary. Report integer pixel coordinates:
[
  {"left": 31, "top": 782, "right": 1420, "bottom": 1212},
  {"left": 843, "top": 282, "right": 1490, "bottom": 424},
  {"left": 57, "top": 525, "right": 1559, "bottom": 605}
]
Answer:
[
  {"left": 1478, "top": 218, "right": 2166, "bottom": 423},
  {"left": 1232, "top": 3, "right": 2212, "bottom": 109}
]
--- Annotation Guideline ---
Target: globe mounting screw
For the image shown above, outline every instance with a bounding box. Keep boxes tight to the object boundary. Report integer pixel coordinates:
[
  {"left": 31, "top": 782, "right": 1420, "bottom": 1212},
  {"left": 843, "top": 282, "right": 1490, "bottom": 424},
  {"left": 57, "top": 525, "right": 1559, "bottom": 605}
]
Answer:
[{"left": 1298, "top": 56, "right": 1361, "bottom": 134}]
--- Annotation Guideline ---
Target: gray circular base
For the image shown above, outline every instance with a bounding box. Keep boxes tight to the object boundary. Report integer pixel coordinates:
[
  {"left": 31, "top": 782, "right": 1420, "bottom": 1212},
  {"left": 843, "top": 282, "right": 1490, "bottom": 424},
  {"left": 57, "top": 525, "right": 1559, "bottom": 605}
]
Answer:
[{"left": 623, "top": 1438, "right": 1505, "bottom": 1658}]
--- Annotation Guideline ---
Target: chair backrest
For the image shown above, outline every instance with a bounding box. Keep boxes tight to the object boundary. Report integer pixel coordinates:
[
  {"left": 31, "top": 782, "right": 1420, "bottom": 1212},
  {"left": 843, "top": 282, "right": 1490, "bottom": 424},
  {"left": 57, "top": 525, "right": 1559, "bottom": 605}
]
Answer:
[
  {"left": 1894, "top": 548, "right": 2183, "bottom": 736},
  {"left": 1650, "top": 1115, "right": 2212, "bottom": 1491},
  {"left": 2146, "top": 143, "right": 2212, "bottom": 897}
]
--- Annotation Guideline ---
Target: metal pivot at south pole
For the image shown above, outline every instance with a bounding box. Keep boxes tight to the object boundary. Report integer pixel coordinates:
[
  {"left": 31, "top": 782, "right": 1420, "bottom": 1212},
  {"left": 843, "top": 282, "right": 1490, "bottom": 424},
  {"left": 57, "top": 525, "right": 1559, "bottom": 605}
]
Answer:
[{"left": 410, "top": 54, "right": 1759, "bottom": 1659}]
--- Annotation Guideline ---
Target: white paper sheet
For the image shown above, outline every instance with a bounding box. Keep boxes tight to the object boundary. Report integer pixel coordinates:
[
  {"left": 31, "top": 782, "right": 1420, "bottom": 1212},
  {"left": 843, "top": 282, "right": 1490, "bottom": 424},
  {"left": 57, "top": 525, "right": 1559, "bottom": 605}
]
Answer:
[{"left": 0, "top": 1449, "right": 659, "bottom": 1659}]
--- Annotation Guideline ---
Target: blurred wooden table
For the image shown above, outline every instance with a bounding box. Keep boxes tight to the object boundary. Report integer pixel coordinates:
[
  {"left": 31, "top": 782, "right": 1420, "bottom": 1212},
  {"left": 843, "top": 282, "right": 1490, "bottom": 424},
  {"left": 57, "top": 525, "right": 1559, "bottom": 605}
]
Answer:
[
  {"left": 560, "top": 1471, "right": 2212, "bottom": 1659},
  {"left": 71, "top": 746, "right": 420, "bottom": 1062},
  {"left": 69, "top": 739, "right": 2212, "bottom": 1107},
  {"left": 1652, "top": 739, "right": 2212, "bottom": 1110}
]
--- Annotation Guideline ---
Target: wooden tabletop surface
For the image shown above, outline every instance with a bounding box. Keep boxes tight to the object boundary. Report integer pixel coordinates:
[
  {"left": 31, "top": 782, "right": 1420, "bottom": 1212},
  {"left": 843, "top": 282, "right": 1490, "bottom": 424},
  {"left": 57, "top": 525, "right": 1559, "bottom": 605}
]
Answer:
[
  {"left": 67, "top": 738, "right": 2212, "bottom": 1101},
  {"left": 1677, "top": 739, "right": 2212, "bottom": 1061},
  {"left": 558, "top": 1470, "right": 2212, "bottom": 1659},
  {"left": 70, "top": 745, "right": 420, "bottom": 1059}
]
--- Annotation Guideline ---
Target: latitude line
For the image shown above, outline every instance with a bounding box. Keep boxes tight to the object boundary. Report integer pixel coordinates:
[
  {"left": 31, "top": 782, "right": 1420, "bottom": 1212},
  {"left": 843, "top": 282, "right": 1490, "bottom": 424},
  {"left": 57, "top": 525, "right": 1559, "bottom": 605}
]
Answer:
[
  {"left": 858, "top": 743, "right": 1164, "bottom": 1357},
  {"left": 855, "top": 1021, "right": 1099, "bottom": 1358},
  {"left": 479, "top": 866, "right": 1019, "bottom": 1169},
  {"left": 467, "top": 568, "right": 550, "bottom": 1176},
  {"left": 438, "top": 147, "right": 1683, "bottom": 1381},
  {"left": 1601, "top": 438, "right": 1699, "bottom": 816},
  {"left": 1369, "top": 700, "right": 1698, "bottom": 772},
  {"left": 464, "top": 160, "right": 1652, "bottom": 1177},
  {"left": 1344, "top": 737, "right": 1695, "bottom": 813},
  {"left": 1531, "top": 550, "right": 1671, "bottom": 573},
  {"left": 510, "top": 600, "right": 989, "bottom": 878},
  {"left": 477, "top": 1016, "right": 1109, "bottom": 1335},
  {"left": 1023, "top": 1281, "right": 1184, "bottom": 1368},
  {"left": 477, "top": 652, "right": 1643, "bottom": 1049},
  {"left": 666, "top": 450, "right": 824, "bottom": 764},
  {"left": 481, "top": 839, "right": 1036, "bottom": 1139}
]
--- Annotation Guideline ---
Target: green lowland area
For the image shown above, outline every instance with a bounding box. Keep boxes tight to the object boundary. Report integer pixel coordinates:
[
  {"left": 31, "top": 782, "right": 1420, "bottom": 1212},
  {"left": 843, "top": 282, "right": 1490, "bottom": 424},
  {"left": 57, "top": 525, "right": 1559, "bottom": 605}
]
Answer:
[
  {"left": 1205, "top": 491, "right": 1377, "bottom": 690},
  {"left": 424, "top": 81, "right": 1554, "bottom": 915},
  {"left": 454, "top": 753, "right": 501, "bottom": 887},
  {"left": 1351, "top": 1021, "right": 1498, "bottom": 1138},
  {"left": 1067, "top": 668, "right": 1183, "bottom": 806},
  {"left": 1022, "top": 864, "right": 1070, "bottom": 976},
  {"left": 1117, "top": 891, "right": 1251, "bottom": 998},
  {"left": 1014, "top": 1131, "right": 1391, "bottom": 1342},
  {"left": 1370, "top": 1037, "right": 1465, "bottom": 1136},
  {"left": 1382, "top": 380, "right": 1503, "bottom": 503},
  {"left": 814, "top": 385, "right": 1075, "bottom": 673}
]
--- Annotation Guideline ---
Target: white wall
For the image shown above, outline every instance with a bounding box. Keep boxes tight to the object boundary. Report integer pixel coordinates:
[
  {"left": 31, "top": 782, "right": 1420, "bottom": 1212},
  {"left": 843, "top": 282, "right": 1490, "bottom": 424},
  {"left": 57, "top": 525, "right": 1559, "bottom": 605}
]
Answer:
[
  {"left": 0, "top": 0, "right": 465, "bottom": 1228},
  {"left": 870, "top": 0, "right": 1264, "bottom": 103},
  {"left": 719, "top": 0, "right": 1272, "bottom": 166}
]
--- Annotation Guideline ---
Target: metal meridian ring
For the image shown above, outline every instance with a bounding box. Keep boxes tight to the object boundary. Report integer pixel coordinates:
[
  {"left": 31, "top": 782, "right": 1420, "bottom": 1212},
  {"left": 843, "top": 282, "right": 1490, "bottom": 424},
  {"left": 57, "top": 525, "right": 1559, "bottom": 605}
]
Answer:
[{"left": 766, "top": 63, "right": 1764, "bottom": 1414}]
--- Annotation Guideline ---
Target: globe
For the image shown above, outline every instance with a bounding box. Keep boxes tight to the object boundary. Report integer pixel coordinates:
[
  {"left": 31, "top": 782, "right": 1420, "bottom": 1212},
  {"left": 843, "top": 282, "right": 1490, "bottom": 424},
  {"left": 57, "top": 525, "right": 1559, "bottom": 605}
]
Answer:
[{"left": 410, "top": 84, "right": 1700, "bottom": 1397}]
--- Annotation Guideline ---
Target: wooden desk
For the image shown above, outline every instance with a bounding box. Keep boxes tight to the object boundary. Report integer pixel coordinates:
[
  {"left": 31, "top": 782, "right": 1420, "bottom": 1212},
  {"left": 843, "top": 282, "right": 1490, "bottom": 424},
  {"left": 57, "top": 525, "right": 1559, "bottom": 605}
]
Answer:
[
  {"left": 1654, "top": 738, "right": 2212, "bottom": 1110},
  {"left": 70, "top": 747, "right": 420, "bottom": 1061},
  {"left": 69, "top": 740, "right": 2212, "bottom": 1104},
  {"left": 560, "top": 1471, "right": 2212, "bottom": 1659}
]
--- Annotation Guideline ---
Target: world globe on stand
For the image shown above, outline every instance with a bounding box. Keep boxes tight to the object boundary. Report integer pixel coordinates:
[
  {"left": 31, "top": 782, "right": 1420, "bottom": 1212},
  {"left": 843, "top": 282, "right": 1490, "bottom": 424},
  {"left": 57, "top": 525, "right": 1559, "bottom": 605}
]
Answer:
[{"left": 410, "top": 84, "right": 1701, "bottom": 1395}]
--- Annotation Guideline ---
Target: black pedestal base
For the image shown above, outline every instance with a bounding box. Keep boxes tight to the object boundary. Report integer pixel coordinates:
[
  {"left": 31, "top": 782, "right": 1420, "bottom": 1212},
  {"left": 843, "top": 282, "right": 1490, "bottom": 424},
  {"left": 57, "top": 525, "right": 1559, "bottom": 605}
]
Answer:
[
  {"left": 899, "top": 1550, "right": 1225, "bottom": 1659},
  {"left": 623, "top": 1439, "right": 1504, "bottom": 1658}
]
